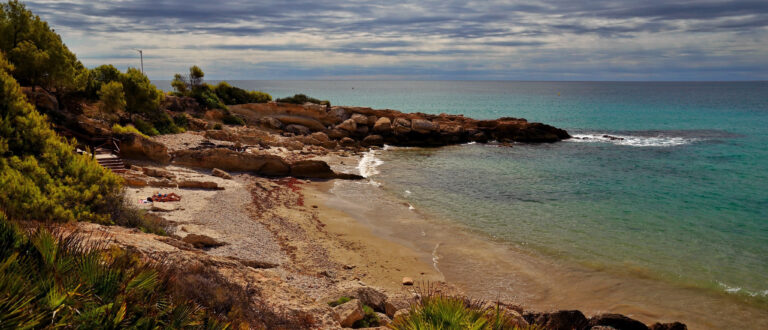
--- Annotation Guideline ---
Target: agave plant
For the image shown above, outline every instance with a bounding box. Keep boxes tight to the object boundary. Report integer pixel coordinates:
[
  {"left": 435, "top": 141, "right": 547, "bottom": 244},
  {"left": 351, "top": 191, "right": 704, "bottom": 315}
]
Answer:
[{"left": 0, "top": 213, "right": 229, "bottom": 329}]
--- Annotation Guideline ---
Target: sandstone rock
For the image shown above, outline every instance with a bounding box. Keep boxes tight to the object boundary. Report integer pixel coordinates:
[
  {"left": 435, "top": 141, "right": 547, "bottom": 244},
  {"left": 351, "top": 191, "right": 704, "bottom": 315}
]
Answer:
[
  {"left": 373, "top": 117, "right": 392, "bottom": 133},
  {"left": 589, "top": 314, "right": 649, "bottom": 330},
  {"left": 328, "top": 107, "right": 350, "bottom": 124},
  {"left": 142, "top": 167, "right": 175, "bottom": 179},
  {"left": 182, "top": 234, "right": 226, "bottom": 249},
  {"left": 392, "top": 118, "right": 411, "bottom": 135},
  {"left": 524, "top": 310, "right": 589, "bottom": 330},
  {"left": 392, "top": 309, "right": 409, "bottom": 321},
  {"left": 177, "top": 180, "right": 221, "bottom": 190},
  {"left": 355, "top": 125, "right": 369, "bottom": 136},
  {"left": 384, "top": 294, "right": 413, "bottom": 318},
  {"left": 310, "top": 131, "right": 330, "bottom": 143},
  {"left": 123, "top": 175, "right": 149, "bottom": 187},
  {"left": 284, "top": 140, "right": 305, "bottom": 151},
  {"left": 376, "top": 313, "right": 391, "bottom": 326},
  {"left": 260, "top": 116, "right": 284, "bottom": 130},
  {"left": 333, "top": 299, "right": 364, "bottom": 328},
  {"left": 336, "top": 118, "right": 358, "bottom": 133},
  {"left": 366, "top": 115, "right": 378, "bottom": 125},
  {"left": 362, "top": 135, "right": 384, "bottom": 147},
  {"left": 290, "top": 160, "right": 336, "bottom": 179},
  {"left": 204, "top": 129, "right": 238, "bottom": 142},
  {"left": 151, "top": 203, "right": 179, "bottom": 212},
  {"left": 285, "top": 124, "right": 311, "bottom": 135},
  {"left": 402, "top": 277, "right": 414, "bottom": 286},
  {"left": 411, "top": 118, "right": 437, "bottom": 134},
  {"left": 172, "top": 148, "right": 290, "bottom": 176},
  {"left": 340, "top": 137, "right": 356, "bottom": 147},
  {"left": 326, "top": 129, "right": 349, "bottom": 140},
  {"left": 212, "top": 168, "right": 232, "bottom": 179},
  {"left": 117, "top": 133, "right": 171, "bottom": 164},
  {"left": 650, "top": 322, "right": 687, "bottom": 330},
  {"left": 351, "top": 113, "right": 369, "bottom": 125},
  {"left": 188, "top": 117, "right": 209, "bottom": 131},
  {"left": 322, "top": 140, "right": 338, "bottom": 149}
]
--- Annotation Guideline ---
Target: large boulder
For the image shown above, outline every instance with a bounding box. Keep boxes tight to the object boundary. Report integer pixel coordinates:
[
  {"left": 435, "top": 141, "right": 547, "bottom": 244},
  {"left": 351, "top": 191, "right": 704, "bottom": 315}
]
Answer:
[
  {"left": 411, "top": 118, "right": 437, "bottom": 134},
  {"left": 117, "top": 133, "right": 171, "bottom": 164},
  {"left": 373, "top": 117, "right": 392, "bottom": 133},
  {"left": 310, "top": 131, "right": 330, "bottom": 143},
  {"left": 523, "top": 310, "right": 589, "bottom": 330},
  {"left": 172, "top": 148, "right": 290, "bottom": 176},
  {"left": 326, "top": 129, "right": 349, "bottom": 140},
  {"left": 333, "top": 299, "right": 364, "bottom": 328},
  {"left": 289, "top": 160, "right": 336, "bottom": 179},
  {"left": 336, "top": 118, "right": 357, "bottom": 133},
  {"left": 589, "top": 314, "right": 649, "bottom": 330},
  {"left": 362, "top": 135, "right": 384, "bottom": 147},
  {"left": 392, "top": 117, "right": 411, "bottom": 135},
  {"left": 285, "top": 124, "right": 311, "bottom": 135},
  {"left": 260, "top": 117, "right": 284, "bottom": 130},
  {"left": 351, "top": 113, "right": 369, "bottom": 125}
]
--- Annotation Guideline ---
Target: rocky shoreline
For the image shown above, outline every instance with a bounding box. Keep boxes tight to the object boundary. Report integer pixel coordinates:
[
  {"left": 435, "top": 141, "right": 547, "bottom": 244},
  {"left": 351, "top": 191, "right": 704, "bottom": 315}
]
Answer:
[{"left": 68, "top": 99, "right": 686, "bottom": 329}]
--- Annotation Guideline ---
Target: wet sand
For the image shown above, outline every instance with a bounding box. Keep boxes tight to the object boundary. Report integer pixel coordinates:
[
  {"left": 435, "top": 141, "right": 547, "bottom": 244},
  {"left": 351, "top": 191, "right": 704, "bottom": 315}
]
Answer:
[{"left": 312, "top": 176, "right": 768, "bottom": 329}]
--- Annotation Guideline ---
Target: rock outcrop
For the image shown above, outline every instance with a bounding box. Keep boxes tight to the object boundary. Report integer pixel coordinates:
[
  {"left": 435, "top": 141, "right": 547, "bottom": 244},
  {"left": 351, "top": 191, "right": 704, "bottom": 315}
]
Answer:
[
  {"left": 117, "top": 133, "right": 171, "bottom": 164},
  {"left": 231, "top": 103, "right": 570, "bottom": 148},
  {"left": 172, "top": 148, "right": 291, "bottom": 176}
]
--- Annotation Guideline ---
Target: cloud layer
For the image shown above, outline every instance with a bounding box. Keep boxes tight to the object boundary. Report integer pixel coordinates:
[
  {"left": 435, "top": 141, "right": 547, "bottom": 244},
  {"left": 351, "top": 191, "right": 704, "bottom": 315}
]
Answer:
[{"left": 25, "top": 0, "right": 768, "bottom": 80}]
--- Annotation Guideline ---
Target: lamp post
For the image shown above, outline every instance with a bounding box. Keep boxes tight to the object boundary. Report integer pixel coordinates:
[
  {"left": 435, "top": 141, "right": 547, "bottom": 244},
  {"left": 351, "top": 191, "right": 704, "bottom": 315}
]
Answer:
[{"left": 134, "top": 49, "right": 144, "bottom": 74}]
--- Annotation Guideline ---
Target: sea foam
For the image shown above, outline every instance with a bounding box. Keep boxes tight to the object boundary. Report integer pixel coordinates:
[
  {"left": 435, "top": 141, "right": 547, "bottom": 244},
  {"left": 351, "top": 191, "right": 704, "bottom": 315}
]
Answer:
[{"left": 569, "top": 133, "right": 696, "bottom": 147}]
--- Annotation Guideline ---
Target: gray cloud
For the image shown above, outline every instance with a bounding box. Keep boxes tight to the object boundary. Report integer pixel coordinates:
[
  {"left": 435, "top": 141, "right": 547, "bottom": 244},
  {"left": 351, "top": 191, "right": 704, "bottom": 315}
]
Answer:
[{"left": 22, "top": 0, "right": 768, "bottom": 80}]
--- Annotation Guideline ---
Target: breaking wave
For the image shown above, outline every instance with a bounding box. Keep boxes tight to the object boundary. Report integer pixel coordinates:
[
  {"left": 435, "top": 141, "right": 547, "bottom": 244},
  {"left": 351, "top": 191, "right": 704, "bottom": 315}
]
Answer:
[{"left": 569, "top": 133, "right": 697, "bottom": 147}]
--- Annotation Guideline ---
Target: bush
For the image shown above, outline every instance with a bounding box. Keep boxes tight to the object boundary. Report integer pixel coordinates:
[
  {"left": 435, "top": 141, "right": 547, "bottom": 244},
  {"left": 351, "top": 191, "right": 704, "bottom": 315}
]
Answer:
[
  {"left": 98, "top": 80, "right": 126, "bottom": 114},
  {"left": 221, "top": 113, "right": 245, "bottom": 126},
  {"left": 353, "top": 305, "right": 380, "bottom": 328},
  {"left": 327, "top": 296, "right": 352, "bottom": 307},
  {"left": 121, "top": 68, "right": 163, "bottom": 115},
  {"left": 213, "top": 123, "right": 223, "bottom": 130},
  {"left": 0, "top": 213, "right": 227, "bottom": 328},
  {"left": 389, "top": 293, "right": 535, "bottom": 330},
  {"left": 132, "top": 117, "right": 159, "bottom": 136},
  {"left": 276, "top": 94, "right": 330, "bottom": 106},
  {"left": 112, "top": 123, "right": 148, "bottom": 138},
  {"left": 213, "top": 81, "right": 271, "bottom": 105},
  {"left": 0, "top": 53, "right": 122, "bottom": 224},
  {"left": 151, "top": 112, "right": 183, "bottom": 135},
  {"left": 174, "top": 113, "right": 190, "bottom": 129}
]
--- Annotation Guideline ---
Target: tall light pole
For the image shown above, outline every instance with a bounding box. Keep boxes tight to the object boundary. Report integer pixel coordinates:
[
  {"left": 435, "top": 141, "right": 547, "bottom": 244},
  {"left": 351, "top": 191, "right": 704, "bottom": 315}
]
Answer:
[{"left": 134, "top": 49, "right": 144, "bottom": 74}]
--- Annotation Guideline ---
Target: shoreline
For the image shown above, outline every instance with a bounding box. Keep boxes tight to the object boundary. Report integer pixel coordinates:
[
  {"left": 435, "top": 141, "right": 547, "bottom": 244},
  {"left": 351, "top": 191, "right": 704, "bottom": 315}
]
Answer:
[{"left": 313, "top": 147, "right": 768, "bottom": 330}]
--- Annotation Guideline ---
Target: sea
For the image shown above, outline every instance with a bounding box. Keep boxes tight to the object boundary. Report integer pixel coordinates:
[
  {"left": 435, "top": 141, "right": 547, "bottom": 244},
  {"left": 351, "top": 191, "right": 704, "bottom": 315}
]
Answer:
[{"left": 160, "top": 80, "right": 768, "bottom": 328}]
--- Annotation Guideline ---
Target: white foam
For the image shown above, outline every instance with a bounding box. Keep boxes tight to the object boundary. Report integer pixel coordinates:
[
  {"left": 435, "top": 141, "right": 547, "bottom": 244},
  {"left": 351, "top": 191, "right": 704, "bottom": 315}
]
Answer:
[
  {"left": 717, "top": 281, "right": 768, "bottom": 297},
  {"left": 569, "top": 133, "right": 696, "bottom": 147},
  {"left": 404, "top": 190, "right": 412, "bottom": 195},
  {"left": 432, "top": 243, "right": 442, "bottom": 273},
  {"left": 357, "top": 150, "right": 384, "bottom": 178}
]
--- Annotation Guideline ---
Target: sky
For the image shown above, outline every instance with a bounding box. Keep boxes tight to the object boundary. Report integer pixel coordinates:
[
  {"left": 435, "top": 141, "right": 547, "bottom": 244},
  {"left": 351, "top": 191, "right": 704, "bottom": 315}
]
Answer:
[{"left": 24, "top": 0, "right": 768, "bottom": 81}]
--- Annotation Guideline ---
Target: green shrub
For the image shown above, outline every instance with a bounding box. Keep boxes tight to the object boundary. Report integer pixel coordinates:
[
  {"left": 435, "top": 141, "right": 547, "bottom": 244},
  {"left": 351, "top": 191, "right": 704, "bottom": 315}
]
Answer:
[
  {"left": 276, "top": 94, "right": 330, "bottom": 106},
  {"left": 214, "top": 81, "right": 271, "bottom": 105},
  {"left": 221, "top": 113, "right": 245, "bottom": 126},
  {"left": 328, "top": 296, "right": 352, "bottom": 307},
  {"left": 0, "top": 212, "right": 227, "bottom": 328},
  {"left": 132, "top": 117, "right": 159, "bottom": 136},
  {"left": 174, "top": 113, "right": 190, "bottom": 129},
  {"left": 112, "top": 123, "right": 148, "bottom": 138},
  {"left": 151, "top": 112, "right": 183, "bottom": 135},
  {"left": 353, "top": 305, "right": 380, "bottom": 328},
  {"left": 120, "top": 68, "right": 163, "bottom": 115},
  {"left": 213, "top": 123, "right": 223, "bottom": 130},
  {"left": 0, "top": 53, "right": 122, "bottom": 224},
  {"left": 389, "top": 294, "right": 535, "bottom": 330}
]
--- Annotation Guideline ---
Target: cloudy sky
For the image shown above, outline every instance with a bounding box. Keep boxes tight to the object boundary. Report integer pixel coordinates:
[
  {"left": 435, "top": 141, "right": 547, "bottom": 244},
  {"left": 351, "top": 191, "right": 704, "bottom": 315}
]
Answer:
[{"left": 25, "top": 0, "right": 768, "bottom": 80}]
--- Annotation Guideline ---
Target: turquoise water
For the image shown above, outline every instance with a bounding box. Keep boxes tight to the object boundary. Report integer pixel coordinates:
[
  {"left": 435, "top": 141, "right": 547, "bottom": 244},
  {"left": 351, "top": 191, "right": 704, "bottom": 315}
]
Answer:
[{"left": 184, "top": 81, "right": 768, "bottom": 303}]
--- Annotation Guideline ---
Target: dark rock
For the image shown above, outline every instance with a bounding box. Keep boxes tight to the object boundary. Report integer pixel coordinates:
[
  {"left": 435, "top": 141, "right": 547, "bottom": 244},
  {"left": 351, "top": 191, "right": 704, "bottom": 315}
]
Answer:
[
  {"left": 362, "top": 135, "right": 384, "bottom": 147},
  {"left": 289, "top": 160, "right": 336, "bottom": 179},
  {"left": 650, "top": 322, "right": 687, "bottom": 330},
  {"left": 285, "top": 124, "right": 311, "bottom": 135},
  {"left": 589, "top": 314, "right": 649, "bottom": 330},
  {"left": 260, "top": 117, "right": 284, "bottom": 130},
  {"left": 524, "top": 310, "right": 589, "bottom": 330},
  {"left": 340, "top": 137, "right": 356, "bottom": 147}
]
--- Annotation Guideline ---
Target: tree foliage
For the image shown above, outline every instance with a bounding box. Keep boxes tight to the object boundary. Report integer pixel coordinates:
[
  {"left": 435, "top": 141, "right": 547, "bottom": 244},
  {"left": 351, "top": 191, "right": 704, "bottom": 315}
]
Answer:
[
  {"left": 0, "top": 52, "right": 122, "bottom": 223},
  {"left": 172, "top": 66, "right": 271, "bottom": 110},
  {"left": 0, "top": 0, "right": 86, "bottom": 93},
  {"left": 214, "top": 81, "right": 271, "bottom": 105},
  {"left": 276, "top": 93, "right": 330, "bottom": 106},
  {"left": 98, "top": 81, "right": 126, "bottom": 114}
]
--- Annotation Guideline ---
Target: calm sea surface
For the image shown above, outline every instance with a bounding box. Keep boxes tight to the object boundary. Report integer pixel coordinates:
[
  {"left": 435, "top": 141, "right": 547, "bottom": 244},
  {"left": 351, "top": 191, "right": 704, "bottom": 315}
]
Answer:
[{"left": 162, "top": 80, "right": 768, "bottom": 307}]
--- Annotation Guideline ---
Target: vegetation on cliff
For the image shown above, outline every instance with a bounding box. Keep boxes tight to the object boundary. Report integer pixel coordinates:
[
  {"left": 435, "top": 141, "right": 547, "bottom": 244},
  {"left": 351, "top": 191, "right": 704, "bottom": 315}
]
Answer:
[{"left": 276, "top": 93, "right": 330, "bottom": 106}]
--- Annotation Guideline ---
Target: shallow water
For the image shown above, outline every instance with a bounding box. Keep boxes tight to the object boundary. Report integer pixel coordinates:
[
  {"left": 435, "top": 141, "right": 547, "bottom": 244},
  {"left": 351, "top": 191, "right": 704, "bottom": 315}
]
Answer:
[{"left": 194, "top": 80, "right": 768, "bottom": 328}]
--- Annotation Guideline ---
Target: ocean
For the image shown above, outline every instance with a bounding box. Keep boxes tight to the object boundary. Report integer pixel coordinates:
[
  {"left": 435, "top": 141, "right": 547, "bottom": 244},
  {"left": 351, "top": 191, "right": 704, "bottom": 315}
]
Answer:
[{"left": 160, "top": 80, "right": 768, "bottom": 327}]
